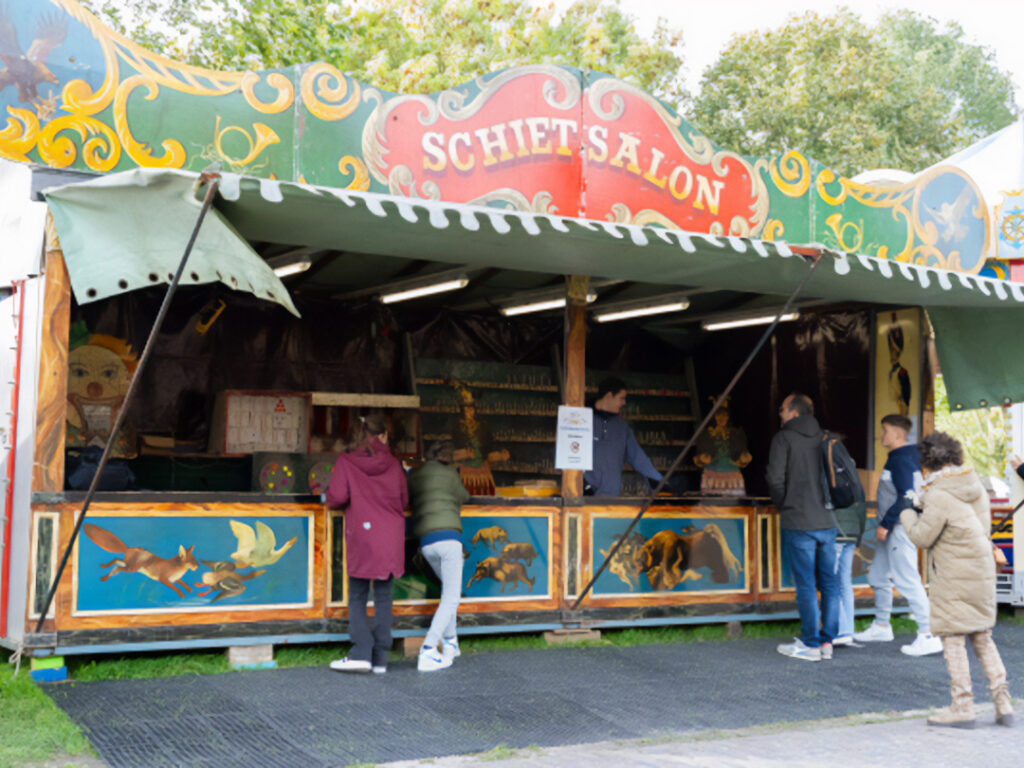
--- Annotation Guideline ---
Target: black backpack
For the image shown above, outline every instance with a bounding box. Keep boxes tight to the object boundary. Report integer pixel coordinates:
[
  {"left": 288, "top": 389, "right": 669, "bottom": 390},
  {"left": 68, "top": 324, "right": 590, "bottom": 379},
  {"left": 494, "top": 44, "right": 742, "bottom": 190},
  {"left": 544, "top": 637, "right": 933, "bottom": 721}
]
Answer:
[
  {"left": 819, "top": 431, "right": 863, "bottom": 509},
  {"left": 819, "top": 431, "right": 867, "bottom": 544}
]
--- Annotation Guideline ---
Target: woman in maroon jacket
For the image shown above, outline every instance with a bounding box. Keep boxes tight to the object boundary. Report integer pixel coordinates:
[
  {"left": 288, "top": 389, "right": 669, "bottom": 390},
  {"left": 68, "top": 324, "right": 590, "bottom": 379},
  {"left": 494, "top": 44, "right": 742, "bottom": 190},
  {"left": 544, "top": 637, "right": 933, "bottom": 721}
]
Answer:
[{"left": 325, "top": 413, "right": 408, "bottom": 673}]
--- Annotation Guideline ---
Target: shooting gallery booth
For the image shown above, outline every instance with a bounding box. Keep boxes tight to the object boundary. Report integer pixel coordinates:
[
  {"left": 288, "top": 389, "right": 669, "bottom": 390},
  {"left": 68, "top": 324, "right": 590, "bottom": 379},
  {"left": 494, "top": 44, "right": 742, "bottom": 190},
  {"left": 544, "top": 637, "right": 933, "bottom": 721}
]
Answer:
[
  {"left": 4, "top": 160, "right": 1022, "bottom": 663},
  {"left": 2, "top": 2, "right": 1021, "bottom": 661}
]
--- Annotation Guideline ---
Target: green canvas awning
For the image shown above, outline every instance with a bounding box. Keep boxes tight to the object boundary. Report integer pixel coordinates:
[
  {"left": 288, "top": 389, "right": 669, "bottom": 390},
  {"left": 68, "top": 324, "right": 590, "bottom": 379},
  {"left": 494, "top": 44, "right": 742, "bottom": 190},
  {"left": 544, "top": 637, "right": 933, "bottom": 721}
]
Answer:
[
  {"left": 46, "top": 169, "right": 1024, "bottom": 409},
  {"left": 44, "top": 170, "right": 300, "bottom": 317}
]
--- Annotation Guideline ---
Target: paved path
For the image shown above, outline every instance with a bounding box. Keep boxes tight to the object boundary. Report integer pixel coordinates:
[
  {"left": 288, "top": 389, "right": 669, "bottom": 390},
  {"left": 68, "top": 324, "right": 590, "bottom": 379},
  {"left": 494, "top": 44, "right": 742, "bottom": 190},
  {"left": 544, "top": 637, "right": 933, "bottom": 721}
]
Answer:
[
  {"left": 44, "top": 624, "right": 1024, "bottom": 768},
  {"left": 380, "top": 706, "right": 1023, "bottom": 768}
]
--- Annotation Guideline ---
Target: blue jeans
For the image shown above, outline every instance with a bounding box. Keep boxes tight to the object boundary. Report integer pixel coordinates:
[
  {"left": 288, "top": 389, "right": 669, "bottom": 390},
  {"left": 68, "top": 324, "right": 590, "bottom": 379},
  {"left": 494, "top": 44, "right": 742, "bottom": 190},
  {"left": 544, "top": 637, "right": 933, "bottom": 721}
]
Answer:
[
  {"left": 834, "top": 541, "right": 856, "bottom": 638},
  {"left": 782, "top": 527, "right": 840, "bottom": 647}
]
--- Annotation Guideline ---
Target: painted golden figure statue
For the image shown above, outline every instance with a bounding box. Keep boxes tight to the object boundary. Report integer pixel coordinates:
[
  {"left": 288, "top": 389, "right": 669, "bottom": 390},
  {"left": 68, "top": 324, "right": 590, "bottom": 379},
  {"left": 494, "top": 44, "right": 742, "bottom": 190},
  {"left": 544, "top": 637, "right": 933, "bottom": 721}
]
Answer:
[
  {"left": 693, "top": 399, "right": 751, "bottom": 496},
  {"left": 450, "top": 386, "right": 509, "bottom": 496}
]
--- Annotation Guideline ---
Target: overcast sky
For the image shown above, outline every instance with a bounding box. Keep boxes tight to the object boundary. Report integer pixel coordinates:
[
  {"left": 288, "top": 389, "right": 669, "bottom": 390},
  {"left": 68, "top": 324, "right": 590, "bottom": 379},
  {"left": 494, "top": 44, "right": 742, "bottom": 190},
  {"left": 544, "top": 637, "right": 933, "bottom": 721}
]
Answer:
[{"left": 542, "top": 0, "right": 1024, "bottom": 105}]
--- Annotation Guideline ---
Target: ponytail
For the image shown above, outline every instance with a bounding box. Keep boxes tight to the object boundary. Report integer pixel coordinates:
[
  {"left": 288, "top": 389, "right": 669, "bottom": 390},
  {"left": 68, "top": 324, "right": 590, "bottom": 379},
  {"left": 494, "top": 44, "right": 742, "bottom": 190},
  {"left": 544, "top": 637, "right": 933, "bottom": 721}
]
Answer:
[{"left": 346, "top": 412, "right": 388, "bottom": 455}]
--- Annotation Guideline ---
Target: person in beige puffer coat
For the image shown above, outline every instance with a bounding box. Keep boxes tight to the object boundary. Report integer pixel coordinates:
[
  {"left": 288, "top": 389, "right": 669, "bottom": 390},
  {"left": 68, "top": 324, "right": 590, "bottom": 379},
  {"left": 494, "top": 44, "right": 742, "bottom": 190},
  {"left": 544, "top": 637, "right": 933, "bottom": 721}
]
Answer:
[{"left": 900, "top": 431, "right": 1013, "bottom": 729}]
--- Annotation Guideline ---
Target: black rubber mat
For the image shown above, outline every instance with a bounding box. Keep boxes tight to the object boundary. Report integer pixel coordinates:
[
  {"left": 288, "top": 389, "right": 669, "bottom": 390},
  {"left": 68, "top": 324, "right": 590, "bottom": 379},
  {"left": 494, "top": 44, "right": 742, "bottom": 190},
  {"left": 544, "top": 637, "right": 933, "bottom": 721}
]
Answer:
[{"left": 45, "top": 624, "right": 1024, "bottom": 768}]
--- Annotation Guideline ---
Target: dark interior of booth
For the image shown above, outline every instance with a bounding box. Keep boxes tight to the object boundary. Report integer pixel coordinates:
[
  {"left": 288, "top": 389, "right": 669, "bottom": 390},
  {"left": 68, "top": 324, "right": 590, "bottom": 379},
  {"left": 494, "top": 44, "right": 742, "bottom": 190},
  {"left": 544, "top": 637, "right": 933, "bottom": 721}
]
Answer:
[{"left": 64, "top": 246, "right": 880, "bottom": 498}]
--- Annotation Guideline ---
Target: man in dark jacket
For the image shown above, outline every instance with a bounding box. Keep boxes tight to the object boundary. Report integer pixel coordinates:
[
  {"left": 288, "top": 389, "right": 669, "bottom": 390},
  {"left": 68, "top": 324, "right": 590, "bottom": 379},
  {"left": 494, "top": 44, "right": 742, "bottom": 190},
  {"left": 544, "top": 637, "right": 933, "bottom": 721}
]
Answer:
[
  {"left": 766, "top": 392, "right": 839, "bottom": 662},
  {"left": 583, "top": 377, "right": 663, "bottom": 496}
]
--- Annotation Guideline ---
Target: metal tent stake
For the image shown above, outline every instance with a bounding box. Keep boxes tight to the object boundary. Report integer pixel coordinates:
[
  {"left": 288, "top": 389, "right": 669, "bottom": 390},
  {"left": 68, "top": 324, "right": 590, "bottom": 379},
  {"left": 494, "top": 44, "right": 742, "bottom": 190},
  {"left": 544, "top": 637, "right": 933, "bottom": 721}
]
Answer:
[
  {"left": 570, "top": 251, "right": 823, "bottom": 612},
  {"left": 32, "top": 175, "right": 222, "bottom": 636}
]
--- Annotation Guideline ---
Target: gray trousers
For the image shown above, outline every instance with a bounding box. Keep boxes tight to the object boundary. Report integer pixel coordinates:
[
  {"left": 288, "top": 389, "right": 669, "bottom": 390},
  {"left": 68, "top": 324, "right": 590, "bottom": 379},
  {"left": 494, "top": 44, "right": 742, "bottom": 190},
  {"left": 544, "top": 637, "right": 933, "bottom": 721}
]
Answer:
[
  {"left": 421, "top": 539, "right": 464, "bottom": 649},
  {"left": 348, "top": 576, "right": 393, "bottom": 667},
  {"left": 867, "top": 523, "right": 931, "bottom": 633}
]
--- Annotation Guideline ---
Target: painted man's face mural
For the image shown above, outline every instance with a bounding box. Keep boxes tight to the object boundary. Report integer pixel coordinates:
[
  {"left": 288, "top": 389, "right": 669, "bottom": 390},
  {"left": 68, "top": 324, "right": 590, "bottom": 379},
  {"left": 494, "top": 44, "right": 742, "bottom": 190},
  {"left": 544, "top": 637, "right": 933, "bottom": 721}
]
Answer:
[{"left": 66, "top": 332, "right": 138, "bottom": 457}]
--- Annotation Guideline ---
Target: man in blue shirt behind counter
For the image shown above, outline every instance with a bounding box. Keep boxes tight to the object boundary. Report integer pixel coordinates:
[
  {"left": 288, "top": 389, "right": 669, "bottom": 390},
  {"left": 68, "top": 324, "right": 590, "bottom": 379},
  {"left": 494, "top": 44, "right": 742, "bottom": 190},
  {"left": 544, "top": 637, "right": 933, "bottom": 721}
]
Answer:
[{"left": 583, "top": 377, "right": 664, "bottom": 496}]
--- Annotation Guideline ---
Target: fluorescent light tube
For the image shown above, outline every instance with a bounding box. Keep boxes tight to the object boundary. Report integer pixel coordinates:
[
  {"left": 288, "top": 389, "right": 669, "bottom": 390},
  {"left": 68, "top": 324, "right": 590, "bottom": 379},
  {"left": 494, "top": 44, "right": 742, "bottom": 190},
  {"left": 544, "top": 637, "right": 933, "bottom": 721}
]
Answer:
[
  {"left": 501, "top": 297, "right": 566, "bottom": 316},
  {"left": 270, "top": 257, "right": 312, "bottom": 278},
  {"left": 594, "top": 300, "right": 690, "bottom": 323},
  {"left": 702, "top": 312, "right": 799, "bottom": 331},
  {"left": 379, "top": 277, "right": 469, "bottom": 304},
  {"left": 501, "top": 292, "right": 596, "bottom": 317}
]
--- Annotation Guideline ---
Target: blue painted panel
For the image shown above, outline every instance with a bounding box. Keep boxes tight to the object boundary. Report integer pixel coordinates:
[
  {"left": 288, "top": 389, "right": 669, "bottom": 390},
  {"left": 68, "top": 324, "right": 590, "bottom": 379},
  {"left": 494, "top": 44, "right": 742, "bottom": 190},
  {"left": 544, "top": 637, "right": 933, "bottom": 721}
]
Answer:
[
  {"left": 0, "top": 3, "right": 107, "bottom": 116},
  {"left": 592, "top": 516, "right": 746, "bottom": 595},
  {"left": 76, "top": 515, "right": 309, "bottom": 611},
  {"left": 462, "top": 516, "right": 549, "bottom": 599}
]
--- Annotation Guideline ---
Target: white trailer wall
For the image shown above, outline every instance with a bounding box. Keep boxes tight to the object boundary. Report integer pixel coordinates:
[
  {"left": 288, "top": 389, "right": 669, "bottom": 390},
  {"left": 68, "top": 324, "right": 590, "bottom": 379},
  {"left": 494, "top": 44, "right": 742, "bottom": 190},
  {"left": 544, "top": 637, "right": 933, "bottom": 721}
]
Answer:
[{"left": 1, "top": 159, "right": 47, "bottom": 645}]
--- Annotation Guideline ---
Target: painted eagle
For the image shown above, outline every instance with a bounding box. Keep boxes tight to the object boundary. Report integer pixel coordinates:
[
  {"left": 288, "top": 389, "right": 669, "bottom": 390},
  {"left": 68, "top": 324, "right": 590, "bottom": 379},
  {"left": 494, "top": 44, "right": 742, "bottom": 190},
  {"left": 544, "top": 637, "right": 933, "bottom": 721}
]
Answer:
[{"left": 0, "top": 5, "right": 67, "bottom": 104}]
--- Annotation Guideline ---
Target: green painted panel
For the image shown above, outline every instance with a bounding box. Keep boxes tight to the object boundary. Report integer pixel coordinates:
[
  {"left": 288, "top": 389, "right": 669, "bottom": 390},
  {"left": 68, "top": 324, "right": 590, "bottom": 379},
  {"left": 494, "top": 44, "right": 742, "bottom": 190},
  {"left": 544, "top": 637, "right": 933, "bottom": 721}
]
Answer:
[{"left": 1, "top": 1, "right": 991, "bottom": 277}]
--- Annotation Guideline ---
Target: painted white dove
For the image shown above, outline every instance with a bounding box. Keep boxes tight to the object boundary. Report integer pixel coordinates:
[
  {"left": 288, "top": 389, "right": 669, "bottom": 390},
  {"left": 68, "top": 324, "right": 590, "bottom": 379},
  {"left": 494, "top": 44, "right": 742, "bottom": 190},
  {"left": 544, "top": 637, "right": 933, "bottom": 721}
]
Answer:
[{"left": 229, "top": 520, "right": 297, "bottom": 567}]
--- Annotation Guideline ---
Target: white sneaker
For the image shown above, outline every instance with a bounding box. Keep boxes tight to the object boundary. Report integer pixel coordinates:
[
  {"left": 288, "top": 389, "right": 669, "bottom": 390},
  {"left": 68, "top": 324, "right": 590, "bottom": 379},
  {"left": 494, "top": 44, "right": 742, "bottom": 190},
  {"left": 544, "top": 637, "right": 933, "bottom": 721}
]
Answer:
[
  {"left": 901, "top": 633, "right": 944, "bottom": 657},
  {"left": 441, "top": 637, "right": 461, "bottom": 662},
  {"left": 417, "top": 645, "right": 453, "bottom": 672},
  {"left": 853, "top": 622, "right": 894, "bottom": 642},
  {"left": 329, "top": 657, "right": 371, "bottom": 673},
  {"left": 832, "top": 635, "right": 854, "bottom": 647},
  {"left": 371, "top": 665, "right": 386, "bottom": 675},
  {"left": 776, "top": 638, "right": 821, "bottom": 661}
]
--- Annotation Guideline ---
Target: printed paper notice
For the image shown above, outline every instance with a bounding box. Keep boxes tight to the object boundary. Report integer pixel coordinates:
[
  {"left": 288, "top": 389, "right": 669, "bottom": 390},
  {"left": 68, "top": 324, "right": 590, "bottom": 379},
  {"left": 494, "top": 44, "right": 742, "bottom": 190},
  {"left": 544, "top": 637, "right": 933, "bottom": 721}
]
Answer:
[{"left": 555, "top": 406, "right": 593, "bottom": 470}]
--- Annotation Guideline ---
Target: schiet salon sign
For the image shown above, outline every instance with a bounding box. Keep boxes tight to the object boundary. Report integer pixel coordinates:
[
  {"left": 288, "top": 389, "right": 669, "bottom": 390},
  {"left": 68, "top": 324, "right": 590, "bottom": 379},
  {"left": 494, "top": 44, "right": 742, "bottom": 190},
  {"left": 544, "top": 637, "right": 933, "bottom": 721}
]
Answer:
[
  {"left": 0, "top": 0, "right": 991, "bottom": 273},
  {"left": 362, "top": 68, "right": 768, "bottom": 235}
]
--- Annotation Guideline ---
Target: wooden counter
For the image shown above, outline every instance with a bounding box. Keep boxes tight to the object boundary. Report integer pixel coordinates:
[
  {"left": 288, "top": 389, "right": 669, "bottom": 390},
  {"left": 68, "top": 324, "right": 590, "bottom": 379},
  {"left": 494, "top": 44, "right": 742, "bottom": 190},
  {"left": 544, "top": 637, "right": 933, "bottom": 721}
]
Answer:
[{"left": 25, "top": 493, "right": 877, "bottom": 653}]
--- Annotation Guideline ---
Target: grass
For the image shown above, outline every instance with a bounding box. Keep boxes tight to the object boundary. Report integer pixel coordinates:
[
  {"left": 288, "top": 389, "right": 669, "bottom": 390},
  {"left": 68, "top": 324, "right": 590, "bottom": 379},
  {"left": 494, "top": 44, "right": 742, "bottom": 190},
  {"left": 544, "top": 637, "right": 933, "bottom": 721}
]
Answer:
[
  {"left": 473, "top": 743, "right": 542, "bottom": 761},
  {"left": 0, "top": 654, "right": 96, "bottom": 767},
  {"left": 22, "top": 613, "right": 945, "bottom": 685}
]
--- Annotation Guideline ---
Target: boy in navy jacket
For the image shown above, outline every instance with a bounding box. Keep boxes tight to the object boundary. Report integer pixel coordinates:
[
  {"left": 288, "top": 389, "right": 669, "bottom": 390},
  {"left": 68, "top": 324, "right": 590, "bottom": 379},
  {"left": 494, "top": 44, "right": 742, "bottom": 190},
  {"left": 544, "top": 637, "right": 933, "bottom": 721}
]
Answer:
[{"left": 853, "top": 414, "right": 942, "bottom": 656}]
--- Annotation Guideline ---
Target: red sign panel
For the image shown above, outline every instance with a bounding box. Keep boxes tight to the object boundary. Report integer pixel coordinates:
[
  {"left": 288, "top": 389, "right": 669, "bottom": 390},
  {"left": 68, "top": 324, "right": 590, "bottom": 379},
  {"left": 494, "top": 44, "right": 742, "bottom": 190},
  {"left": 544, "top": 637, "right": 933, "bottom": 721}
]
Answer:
[{"left": 362, "top": 67, "right": 767, "bottom": 236}]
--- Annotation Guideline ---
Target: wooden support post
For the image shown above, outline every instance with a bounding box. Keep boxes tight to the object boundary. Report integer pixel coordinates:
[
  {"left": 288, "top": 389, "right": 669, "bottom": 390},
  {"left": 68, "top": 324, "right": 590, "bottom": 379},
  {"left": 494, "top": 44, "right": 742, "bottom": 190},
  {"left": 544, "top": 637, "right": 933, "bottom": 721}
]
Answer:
[
  {"left": 561, "top": 275, "right": 589, "bottom": 498},
  {"left": 33, "top": 216, "right": 71, "bottom": 493},
  {"left": 922, "top": 318, "right": 940, "bottom": 439}
]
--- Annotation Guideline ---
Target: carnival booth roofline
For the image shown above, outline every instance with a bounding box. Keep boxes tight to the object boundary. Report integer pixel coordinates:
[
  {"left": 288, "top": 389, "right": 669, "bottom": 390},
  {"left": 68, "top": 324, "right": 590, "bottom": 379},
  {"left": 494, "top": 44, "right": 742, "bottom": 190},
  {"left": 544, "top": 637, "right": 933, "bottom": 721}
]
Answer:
[{"left": 42, "top": 166, "right": 1024, "bottom": 411}]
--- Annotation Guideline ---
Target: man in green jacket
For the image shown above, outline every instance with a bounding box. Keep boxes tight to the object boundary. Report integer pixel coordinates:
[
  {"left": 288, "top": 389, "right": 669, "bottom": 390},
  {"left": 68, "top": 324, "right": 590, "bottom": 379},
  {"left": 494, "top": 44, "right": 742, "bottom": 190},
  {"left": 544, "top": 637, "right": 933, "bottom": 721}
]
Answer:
[{"left": 407, "top": 441, "right": 470, "bottom": 671}]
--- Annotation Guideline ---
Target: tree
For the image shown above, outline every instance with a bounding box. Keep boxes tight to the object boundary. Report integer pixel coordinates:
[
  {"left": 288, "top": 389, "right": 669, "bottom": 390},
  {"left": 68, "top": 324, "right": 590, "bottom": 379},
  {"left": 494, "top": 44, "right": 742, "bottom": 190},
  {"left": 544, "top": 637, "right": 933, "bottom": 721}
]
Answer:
[
  {"left": 934, "top": 375, "right": 1007, "bottom": 480},
  {"left": 79, "top": 0, "right": 686, "bottom": 102},
  {"left": 689, "top": 9, "right": 1019, "bottom": 177}
]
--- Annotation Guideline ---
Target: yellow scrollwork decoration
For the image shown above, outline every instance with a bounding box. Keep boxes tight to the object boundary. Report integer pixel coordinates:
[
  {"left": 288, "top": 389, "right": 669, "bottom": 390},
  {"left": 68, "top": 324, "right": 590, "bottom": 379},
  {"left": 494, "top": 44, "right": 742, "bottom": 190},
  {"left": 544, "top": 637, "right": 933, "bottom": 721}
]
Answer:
[
  {"left": 338, "top": 156, "right": 370, "bottom": 191},
  {"left": 823, "top": 213, "right": 864, "bottom": 253},
  {"left": 768, "top": 151, "right": 810, "bottom": 198},
  {"left": 114, "top": 75, "right": 186, "bottom": 168},
  {"left": 80, "top": 118, "right": 120, "bottom": 171},
  {"left": 815, "top": 169, "right": 849, "bottom": 207},
  {"left": 38, "top": 114, "right": 119, "bottom": 170},
  {"left": 631, "top": 209, "right": 677, "bottom": 228},
  {"left": 0, "top": 108, "right": 41, "bottom": 162},
  {"left": 301, "top": 63, "right": 361, "bottom": 121},
  {"left": 36, "top": 118, "right": 82, "bottom": 168},
  {"left": 240, "top": 72, "right": 295, "bottom": 115},
  {"left": 214, "top": 115, "right": 280, "bottom": 168},
  {"left": 761, "top": 219, "right": 785, "bottom": 241}
]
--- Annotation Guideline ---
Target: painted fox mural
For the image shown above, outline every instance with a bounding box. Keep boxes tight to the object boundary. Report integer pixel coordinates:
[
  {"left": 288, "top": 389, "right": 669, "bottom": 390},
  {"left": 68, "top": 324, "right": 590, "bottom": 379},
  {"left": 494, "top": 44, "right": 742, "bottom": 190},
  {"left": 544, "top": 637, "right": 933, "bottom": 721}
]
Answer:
[{"left": 83, "top": 523, "right": 198, "bottom": 598}]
